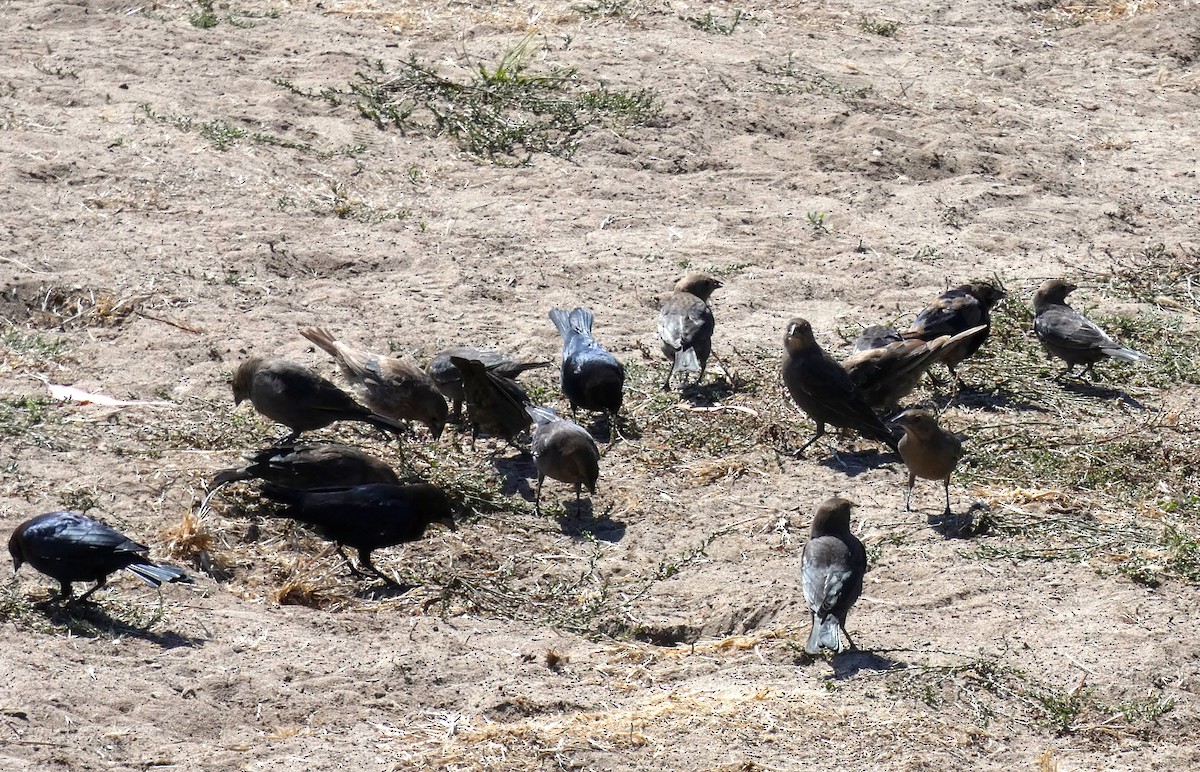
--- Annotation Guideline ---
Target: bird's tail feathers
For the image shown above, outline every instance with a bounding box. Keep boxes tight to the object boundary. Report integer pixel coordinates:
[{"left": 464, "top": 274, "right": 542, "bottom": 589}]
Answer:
[
  {"left": 365, "top": 414, "right": 409, "bottom": 437},
  {"left": 259, "top": 482, "right": 305, "bottom": 508},
  {"left": 548, "top": 309, "right": 573, "bottom": 340},
  {"left": 1104, "top": 345, "right": 1149, "bottom": 362},
  {"left": 526, "top": 405, "right": 558, "bottom": 426},
  {"left": 502, "top": 360, "right": 553, "bottom": 376},
  {"left": 209, "top": 467, "right": 250, "bottom": 489},
  {"left": 568, "top": 307, "right": 594, "bottom": 335},
  {"left": 672, "top": 347, "right": 701, "bottom": 374},
  {"left": 805, "top": 614, "right": 845, "bottom": 654},
  {"left": 299, "top": 327, "right": 340, "bottom": 358},
  {"left": 126, "top": 561, "right": 192, "bottom": 588}
]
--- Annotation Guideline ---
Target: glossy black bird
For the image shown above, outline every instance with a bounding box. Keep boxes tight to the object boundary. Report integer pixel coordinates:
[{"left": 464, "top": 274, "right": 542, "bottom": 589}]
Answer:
[
  {"left": 232, "top": 357, "right": 407, "bottom": 443},
  {"left": 801, "top": 497, "right": 867, "bottom": 655},
  {"left": 843, "top": 325, "right": 987, "bottom": 412},
  {"left": 549, "top": 307, "right": 625, "bottom": 418},
  {"left": 527, "top": 406, "right": 601, "bottom": 515},
  {"left": 894, "top": 409, "right": 964, "bottom": 517},
  {"left": 9, "top": 511, "right": 191, "bottom": 600},
  {"left": 448, "top": 356, "right": 532, "bottom": 447},
  {"left": 782, "top": 317, "right": 899, "bottom": 456},
  {"left": 209, "top": 444, "right": 400, "bottom": 491},
  {"left": 1033, "top": 279, "right": 1148, "bottom": 379},
  {"left": 658, "top": 273, "right": 723, "bottom": 391},
  {"left": 259, "top": 482, "right": 455, "bottom": 581},
  {"left": 427, "top": 346, "right": 550, "bottom": 420},
  {"left": 902, "top": 282, "right": 1007, "bottom": 379}
]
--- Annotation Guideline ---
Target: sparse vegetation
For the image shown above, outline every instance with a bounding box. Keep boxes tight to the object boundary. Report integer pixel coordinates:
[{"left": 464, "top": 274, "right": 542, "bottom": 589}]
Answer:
[
  {"left": 859, "top": 16, "right": 901, "bottom": 36},
  {"left": 755, "top": 55, "right": 873, "bottom": 100},
  {"left": 683, "top": 9, "right": 748, "bottom": 35}
]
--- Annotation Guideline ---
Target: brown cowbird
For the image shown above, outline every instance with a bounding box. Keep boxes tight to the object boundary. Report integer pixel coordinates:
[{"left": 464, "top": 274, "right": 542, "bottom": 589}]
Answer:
[
  {"left": 902, "top": 282, "right": 1007, "bottom": 379},
  {"left": 449, "top": 356, "right": 532, "bottom": 447},
  {"left": 1033, "top": 279, "right": 1149, "bottom": 379},
  {"left": 801, "top": 497, "right": 867, "bottom": 655},
  {"left": 658, "top": 273, "right": 723, "bottom": 391},
  {"left": 232, "top": 357, "right": 407, "bottom": 443},
  {"left": 210, "top": 444, "right": 400, "bottom": 491},
  {"left": 782, "top": 317, "right": 899, "bottom": 456},
  {"left": 300, "top": 327, "right": 448, "bottom": 439},
  {"left": 9, "top": 511, "right": 191, "bottom": 600},
  {"left": 427, "top": 346, "right": 550, "bottom": 419},
  {"left": 526, "top": 406, "right": 601, "bottom": 515},
  {"left": 259, "top": 482, "right": 455, "bottom": 581},
  {"left": 549, "top": 307, "right": 625, "bottom": 418},
  {"left": 850, "top": 325, "right": 902, "bottom": 355},
  {"left": 894, "top": 409, "right": 963, "bottom": 516},
  {"left": 843, "top": 325, "right": 987, "bottom": 412}
]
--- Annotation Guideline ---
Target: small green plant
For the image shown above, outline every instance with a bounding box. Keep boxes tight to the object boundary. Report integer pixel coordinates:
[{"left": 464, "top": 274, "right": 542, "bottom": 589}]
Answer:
[
  {"left": 684, "top": 9, "right": 748, "bottom": 35},
  {"left": 859, "top": 15, "right": 901, "bottom": 37},
  {"left": 756, "top": 56, "right": 873, "bottom": 101},
  {"left": 574, "top": 0, "right": 637, "bottom": 18},
  {"left": 189, "top": 0, "right": 218, "bottom": 28},
  {"left": 806, "top": 211, "right": 828, "bottom": 232},
  {"left": 913, "top": 245, "right": 941, "bottom": 261}
]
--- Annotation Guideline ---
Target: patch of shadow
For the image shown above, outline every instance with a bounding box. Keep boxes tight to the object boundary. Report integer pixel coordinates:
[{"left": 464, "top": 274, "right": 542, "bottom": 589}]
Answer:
[
  {"left": 928, "top": 502, "right": 991, "bottom": 539},
  {"left": 557, "top": 500, "right": 626, "bottom": 542},
  {"left": 1060, "top": 379, "right": 1146, "bottom": 409},
  {"left": 357, "top": 581, "right": 418, "bottom": 600},
  {"left": 679, "top": 376, "right": 734, "bottom": 406},
  {"left": 829, "top": 649, "right": 904, "bottom": 680},
  {"left": 33, "top": 597, "right": 206, "bottom": 649},
  {"left": 630, "top": 621, "right": 702, "bottom": 647},
  {"left": 610, "top": 413, "right": 642, "bottom": 441},
  {"left": 817, "top": 447, "right": 899, "bottom": 477},
  {"left": 483, "top": 697, "right": 587, "bottom": 721},
  {"left": 931, "top": 383, "right": 1051, "bottom": 414},
  {"left": 492, "top": 453, "right": 536, "bottom": 499}
]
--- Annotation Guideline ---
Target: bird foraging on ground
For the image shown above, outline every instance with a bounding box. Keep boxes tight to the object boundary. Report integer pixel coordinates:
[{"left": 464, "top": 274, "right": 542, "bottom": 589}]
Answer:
[
  {"left": 801, "top": 497, "right": 867, "bottom": 655},
  {"left": 781, "top": 317, "right": 899, "bottom": 456},
  {"left": 658, "top": 273, "right": 722, "bottom": 391},
  {"left": 209, "top": 444, "right": 400, "bottom": 491},
  {"left": 902, "top": 282, "right": 1007, "bottom": 380},
  {"left": 9, "top": 511, "right": 191, "bottom": 601},
  {"left": 843, "top": 325, "right": 987, "bottom": 412},
  {"left": 427, "top": 346, "right": 550, "bottom": 420},
  {"left": 1032, "top": 279, "right": 1149, "bottom": 380},
  {"left": 526, "top": 406, "right": 600, "bottom": 516},
  {"left": 299, "top": 327, "right": 448, "bottom": 439},
  {"left": 549, "top": 307, "right": 625, "bottom": 419},
  {"left": 894, "top": 409, "right": 964, "bottom": 517},
  {"left": 232, "top": 357, "right": 408, "bottom": 443},
  {"left": 448, "top": 356, "right": 532, "bottom": 448},
  {"left": 258, "top": 482, "right": 455, "bottom": 582}
]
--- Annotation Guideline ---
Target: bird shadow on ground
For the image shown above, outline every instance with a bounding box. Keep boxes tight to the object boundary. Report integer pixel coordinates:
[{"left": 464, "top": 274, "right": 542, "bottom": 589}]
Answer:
[
  {"left": 492, "top": 453, "right": 536, "bottom": 499},
  {"left": 356, "top": 580, "right": 418, "bottom": 600},
  {"left": 30, "top": 596, "right": 206, "bottom": 648},
  {"left": 678, "top": 376, "right": 734, "bottom": 406},
  {"left": 817, "top": 448, "right": 899, "bottom": 478},
  {"left": 927, "top": 503, "right": 991, "bottom": 539},
  {"left": 828, "top": 650, "right": 904, "bottom": 680},
  {"left": 929, "top": 383, "right": 1050, "bottom": 414},
  {"left": 1059, "top": 378, "right": 1147, "bottom": 409},
  {"left": 556, "top": 500, "right": 627, "bottom": 543}
]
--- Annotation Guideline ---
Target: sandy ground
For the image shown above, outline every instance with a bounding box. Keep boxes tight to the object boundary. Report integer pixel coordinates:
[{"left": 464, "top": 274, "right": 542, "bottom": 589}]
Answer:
[{"left": 2, "top": 0, "right": 1200, "bottom": 769}]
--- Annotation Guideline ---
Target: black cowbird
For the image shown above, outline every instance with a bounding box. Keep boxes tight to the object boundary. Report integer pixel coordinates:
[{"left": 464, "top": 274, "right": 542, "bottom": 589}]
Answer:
[
  {"left": 449, "top": 356, "right": 531, "bottom": 447},
  {"left": 427, "top": 346, "right": 550, "bottom": 419},
  {"left": 850, "top": 325, "right": 902, "bottom": 355},
  {"left": 549, "top": 307, "right": 625, "bottom": 418},
  {"left": 232, "top": 357, "right": 407, "bottom": 443},
  {"left": 1033, "top": 279, "right": 1148, "bottom": 379},
  {"left": 894, "top": 409, "right": 963, "bottom": 516},
  {"left": 259, "top": 482, "right": 455, "bottom": 581},
  {"left": 9, "top": 511, "right": 191, "bottom": 600},
  {"left": 781, "top": 317, "right": 899, "bottom": 456},
  {"left": 300, "top": 327, "right": 448, "bottom": 439},
  {"left": 843, "top": 325, "right": 987, "bottom": 412},
  {"left": 801, "top": 497, "right": 867, "bottom": 655},
  {"left": 526, "top": 406, "right": 601, "bottom": 515},
  {"left": 658, "top": 273, "right": 723, "bottom": 391},
  {"left": 902, "top": 282, "right": 1007, "bottom": 379},
  {"left": 210, "top": 444, "right": 400, "bottom": 490}
]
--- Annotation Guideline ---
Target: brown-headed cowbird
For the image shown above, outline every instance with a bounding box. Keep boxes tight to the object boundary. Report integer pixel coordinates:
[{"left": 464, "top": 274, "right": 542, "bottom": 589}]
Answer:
[
  {"left": 232, "top": 357, "right": 407, "bottom": 443},
  {"left": 1033, "top": 279, "right": 1149, "bottom": 379},
  {"left": 782, "top": 317, "right": 899, "bottom": 456},
  {"left": 549, "top": 307, "right": 624, "bottom": 418},
  {"left": 894, "top": 409, "right": 964, "bottom": 516},
  {"left": 210, "top": 443, "right": 400, "bottom": 491},
  {"left": 902, "top": 282, "right": 1007, "bottom": 379},
  {"left": 9, "top": 511, "right": 191, "bottom": 600},
  {"left": 300, "top": 327, "right": 448, "bottom": 439},
  {"left": 427, "top": 347, "right": 550, "bottom": 419},
  {"left": 449, "top": 356, "right": 531, "bottom": 447},
  {"left": 801, "top": 497, "right": 867, "bottom": 655},
  {"left": 850, "top": 325, "right": 902, "bottom": 355},
  {"left": 658, "top": 273, "right": 723, "bottom": 391},
  {"left": 843, "top": 325, "right": 987, "bottom": 412},
  {"left": 259, "top": 482, "right": 455, "bottom": 581},
  {"left": 526, "top": 406, "right": 601, "bottom": 515}
]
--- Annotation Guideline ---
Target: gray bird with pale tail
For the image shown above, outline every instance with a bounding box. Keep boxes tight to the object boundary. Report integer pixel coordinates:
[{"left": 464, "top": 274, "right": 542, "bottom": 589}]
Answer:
[
  {"left": 658, "top": 273, "right": 722, "bottom": 391},
  {"left": 1033, "top": 279, "right": 1148, "bottom": 380},
  {"left": 527, "top": 406, "right": 601, "bottom": 515},
  {"left": 801, "top": 497, "right": 867, "bottom": 655}
]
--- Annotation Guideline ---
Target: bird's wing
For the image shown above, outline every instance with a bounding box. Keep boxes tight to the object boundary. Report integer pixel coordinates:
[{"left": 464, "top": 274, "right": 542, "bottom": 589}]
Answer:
[
  {"left": 269, "top": 366, "right": 369, "bottom": 416},
  {"left": 794, "top": 352, "right": 883, "bottom": 426},
  {"left": 658, "top": 297, "right": 711, "bottom": 351},
  {"left": 907, "top": 291, "right": 981, "bottom": 339},
  {"left": 802, "top": 538, "right": 853, "bottom": 615},
  {"left": 28, "top": 514, "right": 146, "bottom": 560},
  {"left": 1035, "top": 306, "right": 1118, "bottom": 352}
]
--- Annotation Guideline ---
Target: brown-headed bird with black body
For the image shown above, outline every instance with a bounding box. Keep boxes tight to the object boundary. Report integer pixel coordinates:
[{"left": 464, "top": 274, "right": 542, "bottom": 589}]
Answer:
[
  {"left": 527, "top": 406, "right": 601, "bottom": 516},
  {"left": 427, "top": 346, "right": 550, "bottom": 419},
  {"left": 844, "top": 325, "right": 987, "bottom": 412},
  {"left": 9, "top": 511, "right": 191, "bottom": 601},
  {"left": 801, "top": 497, "right": 867, "bottom": 655},
  {"left": 658, "top": 273, "right": 722, "bottom": 391},
  {"left": 258, "top": 482, "right": 455, "bottom": 582},
  {"left": 209, "top": 443, "right": 400, "bottom": 491},
  {"left": 1033, "top": 279, "right": 1148, "bottom": 380},
  {"left": 782, "top": 317, "right": 899, "bottom": 456},
  {"left": 902, "top": 282, "right": 1007, "bottom": 380},
  {"left": 300, "top": 327, "right": 448, "bottom": 439},
  {"left": 894, "top": 409, "right": 963, "bottom": 516},
  {"left": 449, "top": 356, "right": 532, "bottom": 448},
  {"left": 232, "top": 357, "right": 407, "bottom": 443}
]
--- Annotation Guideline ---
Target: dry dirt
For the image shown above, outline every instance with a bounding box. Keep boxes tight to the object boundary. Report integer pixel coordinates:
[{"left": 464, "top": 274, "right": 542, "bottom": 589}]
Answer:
[{"left": 2, "top": 0, "right": 1200, "bottom": 769}]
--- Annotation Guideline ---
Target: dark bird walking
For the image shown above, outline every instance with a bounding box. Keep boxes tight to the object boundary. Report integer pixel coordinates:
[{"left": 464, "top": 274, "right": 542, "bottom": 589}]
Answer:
[
  {"left": 1033, "top": 279, "right": 1149, "bottom": 379},
  {"left": 9, "top": 511, "right": 191, "bottom": 601},
  {"left": 782, "top": 317, "right": 899, "bottom": 456},
  {"left": 209, "top": 444, "right": 400, "bottom": 491},
  {"left": 894, "top": 409, "right": 964, "bottom": 516},
  {"left": 232, "top": 357, "right": 407, "bottom": 443},
  {"left": 527, "top": 406, "right": 600, "bottom": 516},
  {"left": 658, "top": 273, "right": 723, "bottom": 391},
  {"left": 300, "top": 327, "right": 448, "bottom": 439},
  {"left": 801, "top": 497, "right": 867, "bottom": 655},
  {"left": 449, "top": 356, "right": 532, "bottom": 447},
  {"left": 902, "top": 282, "right": 1007, "bottom": 380},
  {"left": 427, "top": 346, "right": 550, "bottom": 420},
  {"left": 258, "top": 482, "right": 455, "bottom": 582},
  {"left": 843, "top": 325, "right": 987, "bottom": 412},
  {"left": 549, "top": 307, "right": 625, "bottom": 419}
]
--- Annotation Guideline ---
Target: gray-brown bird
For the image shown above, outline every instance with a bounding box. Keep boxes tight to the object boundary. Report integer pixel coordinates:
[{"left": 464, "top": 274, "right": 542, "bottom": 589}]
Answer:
[
  {"left": 1033, "top": 279, "right": 1148, "bottom": 380},
  {"left": 426, "top": 347, "right": 550, "bottom": 419},
  {"left": 894, "top": 409, "right": 964, "bottom": 516},
  {"left": 782, "top": 318, "right": 899, "bottom": 456},
  {"left": 209, "top": 444, "right": 400, "bottom": 491},
  {"left": 232, "top": 357, "right": 408, "bottom": 443},
  {"left": 658, "top": 273, "right": 723, "bottom": 391},
  {"left": 527, "top": 406, "right": 601, "bottom": 515},
  {"left": 902, "top": 282, "right": 1007, "bottom": 379},
  {"left": 801, "top": 497, "right": 867, "bottom": 655},
  {"left": 449, "top": 356, "right": 532, "bottom": 447},
  {"left": 843, "top": 325, "right": 987, "bottom": 412},
  {"left": 300, "top": 327, "right": 448, "bottom": 439},
  {"left": 850, "top": 325, "right": 902, "bottom": 355}
]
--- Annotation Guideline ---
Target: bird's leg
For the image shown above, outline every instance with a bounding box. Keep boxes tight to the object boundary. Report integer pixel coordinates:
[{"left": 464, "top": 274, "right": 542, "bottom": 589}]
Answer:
[
  {"left": 696, "top": 360, "right": 707, "bottom": 386},
  {"left": 1083, "top": 363, "right": 1097, "bottom": 381},
  {"left": 57, "top": 581, "right": 75, "bottom": 601},
  {"left": 359, "top": 550, "right": 398, "bottom": 586},
  {"left": 794, "top": 424, "right": 825, "bottom": 458},
  {"left": 842, "top": 624, "right": 857, "bottom": 652},
  {"left": 943, "top": 477, "right": 953, "bottom": 517},
  {"left": 662, "top": 362, "right": 673, "bottom": 392},
  {"left": 534, "top": 474, "right": 545, "bottom": 517},
  {"left": 905, "top": 473, "right": 916, "bottom": 512},
  {"left": 574, "top": 482, "right": 583, "bottom": 515},
  {"left": 277, "top": 429, "right": 301, "bottom": 447},
  {"left": 336, "top": 545, "right": 369, "bottom": 578},
  {"left": 76, "top": 577, "right": 106, "bottom": 602}
]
